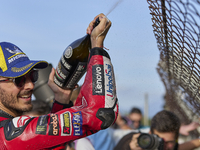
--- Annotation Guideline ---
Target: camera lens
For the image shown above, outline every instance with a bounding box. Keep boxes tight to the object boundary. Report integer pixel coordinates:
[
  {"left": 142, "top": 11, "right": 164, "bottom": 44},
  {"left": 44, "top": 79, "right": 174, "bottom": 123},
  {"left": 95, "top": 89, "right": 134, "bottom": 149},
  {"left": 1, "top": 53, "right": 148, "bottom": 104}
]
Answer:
[
  {"left": 138, "top": 133, "right": 162, "bottom": 150},
  {"left": 138, "top": 134, "right": 152, "bottom": 148}
]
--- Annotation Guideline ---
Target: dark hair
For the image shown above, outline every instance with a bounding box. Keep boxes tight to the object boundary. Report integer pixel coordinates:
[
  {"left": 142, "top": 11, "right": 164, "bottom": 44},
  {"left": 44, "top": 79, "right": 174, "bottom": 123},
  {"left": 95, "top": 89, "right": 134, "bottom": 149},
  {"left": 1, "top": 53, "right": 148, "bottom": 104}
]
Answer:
[
  {"left": 150, "top": 110, "right": 180, "bottom": 139},
  {"left": 113, "top": 132, "right": 136, "bottom": 150},
  {"left": 130, "top": 107, "right": 142, "bottom": 114}
]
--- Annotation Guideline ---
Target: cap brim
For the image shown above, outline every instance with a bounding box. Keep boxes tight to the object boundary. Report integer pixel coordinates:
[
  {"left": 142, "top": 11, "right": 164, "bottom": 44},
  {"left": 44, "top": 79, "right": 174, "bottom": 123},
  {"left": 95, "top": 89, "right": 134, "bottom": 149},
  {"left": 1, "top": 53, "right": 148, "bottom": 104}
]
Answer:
[{"left": 0, "top": 60, "right": 48, "bottom": 78}]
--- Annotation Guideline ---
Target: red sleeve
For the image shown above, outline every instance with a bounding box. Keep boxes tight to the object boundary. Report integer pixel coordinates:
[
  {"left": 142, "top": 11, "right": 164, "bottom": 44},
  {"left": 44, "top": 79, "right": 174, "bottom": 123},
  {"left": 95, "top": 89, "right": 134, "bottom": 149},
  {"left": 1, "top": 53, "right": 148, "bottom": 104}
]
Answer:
[{"left": 0, "top": 47, "right": 118, "bottom": 150}]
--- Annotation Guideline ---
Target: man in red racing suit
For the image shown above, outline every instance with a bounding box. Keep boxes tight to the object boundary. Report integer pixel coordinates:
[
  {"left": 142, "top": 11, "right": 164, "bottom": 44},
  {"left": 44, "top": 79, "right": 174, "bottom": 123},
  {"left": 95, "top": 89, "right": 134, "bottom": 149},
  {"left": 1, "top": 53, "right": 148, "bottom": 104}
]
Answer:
[{"left": 0, "top": 13, "right": 118, "bottom": 150}]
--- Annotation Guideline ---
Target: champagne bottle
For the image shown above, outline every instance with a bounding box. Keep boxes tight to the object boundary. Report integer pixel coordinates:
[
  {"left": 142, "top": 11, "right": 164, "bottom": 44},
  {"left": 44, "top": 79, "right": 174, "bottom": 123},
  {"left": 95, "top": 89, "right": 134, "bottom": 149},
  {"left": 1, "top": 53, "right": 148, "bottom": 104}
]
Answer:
[{"left": 54, "top": 18, "right": 99, "bottom": 89}]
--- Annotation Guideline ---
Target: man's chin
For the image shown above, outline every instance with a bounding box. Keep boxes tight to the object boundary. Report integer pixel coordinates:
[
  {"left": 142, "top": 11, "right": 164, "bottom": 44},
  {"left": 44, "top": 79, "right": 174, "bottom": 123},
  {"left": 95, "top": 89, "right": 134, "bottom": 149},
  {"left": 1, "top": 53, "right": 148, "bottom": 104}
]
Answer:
[{"left": 19, "top": 104, "right": 33, "bottom": 113}]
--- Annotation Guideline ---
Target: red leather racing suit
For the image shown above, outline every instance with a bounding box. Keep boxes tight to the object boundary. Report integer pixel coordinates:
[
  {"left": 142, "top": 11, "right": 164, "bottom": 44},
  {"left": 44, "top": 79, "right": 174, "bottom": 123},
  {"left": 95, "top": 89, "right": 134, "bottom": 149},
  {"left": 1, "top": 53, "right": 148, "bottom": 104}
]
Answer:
[{"left": 0, "top": 47, "right": 118, "bottom": 150}]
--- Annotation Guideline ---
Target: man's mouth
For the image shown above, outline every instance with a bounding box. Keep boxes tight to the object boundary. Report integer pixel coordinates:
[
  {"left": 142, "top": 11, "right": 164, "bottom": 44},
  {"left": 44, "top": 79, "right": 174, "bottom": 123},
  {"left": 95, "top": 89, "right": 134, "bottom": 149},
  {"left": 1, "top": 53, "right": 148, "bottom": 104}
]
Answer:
[
  {"left": 20, "top": 95, "right": 31, "bottom": 98},
  {"left": 18, "top": 90, "right": 33, "bottom": 99}
]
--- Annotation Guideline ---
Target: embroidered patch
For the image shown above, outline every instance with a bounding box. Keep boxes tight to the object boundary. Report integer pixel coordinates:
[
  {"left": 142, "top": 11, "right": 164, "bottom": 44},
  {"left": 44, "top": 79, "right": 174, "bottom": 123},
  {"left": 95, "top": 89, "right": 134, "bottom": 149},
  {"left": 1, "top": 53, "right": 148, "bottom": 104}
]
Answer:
[
  {"left": 35, "top": 115, "right": 48, "bottom": 135},
  {"left": 49, "top": 114, "right": 59, "bottom": 136},
  {"left": 11, "top": 63, "right": 33, "bottom": 72},
  {"left": 72, "top": 111, "right": 83, "bottom": 136},
  {"left": 60, "top": 112, "right": 71, "bottom": 136},
  {"left": 92, "top": 64, "right": 105, "bottom": 95}
]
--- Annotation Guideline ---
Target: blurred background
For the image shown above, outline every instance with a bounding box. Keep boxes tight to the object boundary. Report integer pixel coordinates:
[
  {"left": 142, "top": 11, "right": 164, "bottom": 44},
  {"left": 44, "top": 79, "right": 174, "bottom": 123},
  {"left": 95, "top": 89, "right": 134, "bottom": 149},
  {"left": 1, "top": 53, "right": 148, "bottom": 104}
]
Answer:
[{"left": 0, "top": 0, "right": 165, "bottom": 118}]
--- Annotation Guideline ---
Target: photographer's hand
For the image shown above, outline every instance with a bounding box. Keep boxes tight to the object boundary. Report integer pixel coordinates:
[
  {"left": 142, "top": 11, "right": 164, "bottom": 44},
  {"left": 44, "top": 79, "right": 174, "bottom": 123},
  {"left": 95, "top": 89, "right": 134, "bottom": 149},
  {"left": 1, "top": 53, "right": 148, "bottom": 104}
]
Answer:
[
  {"left": 129, "top": 133, "right": 143, "bottom": 150},
  {"left": 179, "top": 122, "right": 200, "bottom": 136}
]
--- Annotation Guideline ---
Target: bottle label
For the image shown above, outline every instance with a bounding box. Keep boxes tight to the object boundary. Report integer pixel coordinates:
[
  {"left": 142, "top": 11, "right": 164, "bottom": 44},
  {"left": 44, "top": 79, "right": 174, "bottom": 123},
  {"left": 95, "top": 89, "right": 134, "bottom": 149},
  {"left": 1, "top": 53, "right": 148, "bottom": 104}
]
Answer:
[
  {"left": 55, "top": 61, "right": 70, "bottom": 81},
  {"left": 54, "top": 76, "right": 64, "bottom": 87},
  {"left": 61, "top": 55, "right": 72, "bottom": 70},
  {"left": 66, "top": 62, "right": 87, "bottom": 88},
  {"left": 64, "top": 46, "right": 73, "bottom": 59}
]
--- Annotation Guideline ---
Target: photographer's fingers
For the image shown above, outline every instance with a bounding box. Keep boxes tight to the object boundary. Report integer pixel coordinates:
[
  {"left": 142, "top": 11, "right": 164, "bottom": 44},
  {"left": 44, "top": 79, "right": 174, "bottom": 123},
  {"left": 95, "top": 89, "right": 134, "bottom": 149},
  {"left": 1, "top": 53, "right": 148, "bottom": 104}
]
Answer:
[{"left": 129, "top": 134, "right": 143, "bottom": 150}]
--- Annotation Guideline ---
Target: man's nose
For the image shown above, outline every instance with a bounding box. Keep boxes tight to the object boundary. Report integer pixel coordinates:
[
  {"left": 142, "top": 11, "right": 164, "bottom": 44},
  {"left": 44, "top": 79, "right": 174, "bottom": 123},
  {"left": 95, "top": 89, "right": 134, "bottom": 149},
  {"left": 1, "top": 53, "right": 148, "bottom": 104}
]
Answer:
[{"left": 24, "top": 77, "right": 34, "bottom": 90}]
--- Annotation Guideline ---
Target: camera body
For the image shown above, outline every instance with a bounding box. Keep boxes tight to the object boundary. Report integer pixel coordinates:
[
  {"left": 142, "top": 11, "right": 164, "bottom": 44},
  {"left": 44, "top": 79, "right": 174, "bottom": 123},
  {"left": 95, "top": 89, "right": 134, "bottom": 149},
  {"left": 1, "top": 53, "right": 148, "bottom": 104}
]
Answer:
[
  {"left": 33, "top": 64, "right": 54, "bottom": 107},
  {"left": 137, "top": 133, "right": 164, "bottom": 150}
]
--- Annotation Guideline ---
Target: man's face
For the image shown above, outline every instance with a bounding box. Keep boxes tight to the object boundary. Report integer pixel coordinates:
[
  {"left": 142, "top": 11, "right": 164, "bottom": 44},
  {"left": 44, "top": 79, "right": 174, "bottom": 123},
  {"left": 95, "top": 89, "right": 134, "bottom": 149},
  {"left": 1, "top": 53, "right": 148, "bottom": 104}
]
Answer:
[
  {"left": 129, "top": 113, "right": 142, "bottom": 129},
  {"left": 153, "top": 129, "right": 176, "bottom": 150},
  {"left": 0, "top": 74, "right": 34, "bottom": 115}
]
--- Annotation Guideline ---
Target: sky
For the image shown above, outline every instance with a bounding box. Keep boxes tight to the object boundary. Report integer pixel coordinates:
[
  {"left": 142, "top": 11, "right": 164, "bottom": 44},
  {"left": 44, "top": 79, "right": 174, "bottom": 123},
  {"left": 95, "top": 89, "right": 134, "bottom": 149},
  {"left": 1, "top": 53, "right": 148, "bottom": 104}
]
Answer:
[{"left": 0, "top": 0, "right": 165, "bottom": 118}]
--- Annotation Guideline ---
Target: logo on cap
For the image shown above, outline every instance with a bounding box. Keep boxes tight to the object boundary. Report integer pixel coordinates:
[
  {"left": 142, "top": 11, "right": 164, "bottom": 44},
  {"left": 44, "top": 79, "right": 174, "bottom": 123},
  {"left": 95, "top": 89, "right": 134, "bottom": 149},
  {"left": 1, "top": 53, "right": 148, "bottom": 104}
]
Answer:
[
  {"left": 5, "top": 46, "right": 21, "bottom": 54},
  {"left": 6, "top": 46, "right": 27, "bottom": 64}
]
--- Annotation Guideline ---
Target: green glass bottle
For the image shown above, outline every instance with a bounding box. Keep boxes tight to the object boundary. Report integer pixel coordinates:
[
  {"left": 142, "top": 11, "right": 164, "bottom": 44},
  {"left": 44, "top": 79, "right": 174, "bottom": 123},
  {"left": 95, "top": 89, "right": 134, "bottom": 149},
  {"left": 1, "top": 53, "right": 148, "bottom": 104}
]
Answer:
[
  {"left": 54, "top": 34, "right": 91, "bottom": 89},
  {"left": 54, "top": 18, "right": 100, "bottom": 89}
]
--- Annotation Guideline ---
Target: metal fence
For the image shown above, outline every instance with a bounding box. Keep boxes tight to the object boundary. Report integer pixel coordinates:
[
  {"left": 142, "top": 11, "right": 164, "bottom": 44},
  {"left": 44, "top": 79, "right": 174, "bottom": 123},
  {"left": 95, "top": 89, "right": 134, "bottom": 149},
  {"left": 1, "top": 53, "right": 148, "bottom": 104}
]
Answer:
[{"left": 147, "top": 0, "right": 200, "bottom": 136}]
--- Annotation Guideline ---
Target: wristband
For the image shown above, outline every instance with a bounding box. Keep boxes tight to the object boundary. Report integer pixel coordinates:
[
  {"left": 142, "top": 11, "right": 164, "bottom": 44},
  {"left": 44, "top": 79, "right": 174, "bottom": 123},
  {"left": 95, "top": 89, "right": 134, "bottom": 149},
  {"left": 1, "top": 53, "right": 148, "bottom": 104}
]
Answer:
[{"left": 51, "top": 100, "right": 73, "bottom": 113}]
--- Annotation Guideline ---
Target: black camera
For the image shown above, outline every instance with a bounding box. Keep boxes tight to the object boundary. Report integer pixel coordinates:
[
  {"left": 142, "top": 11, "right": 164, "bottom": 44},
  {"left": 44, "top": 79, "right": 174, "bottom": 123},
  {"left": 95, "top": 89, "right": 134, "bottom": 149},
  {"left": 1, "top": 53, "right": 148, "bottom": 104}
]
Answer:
[{"left": 137, "top": 133, "right": 164, "bottom": 150}]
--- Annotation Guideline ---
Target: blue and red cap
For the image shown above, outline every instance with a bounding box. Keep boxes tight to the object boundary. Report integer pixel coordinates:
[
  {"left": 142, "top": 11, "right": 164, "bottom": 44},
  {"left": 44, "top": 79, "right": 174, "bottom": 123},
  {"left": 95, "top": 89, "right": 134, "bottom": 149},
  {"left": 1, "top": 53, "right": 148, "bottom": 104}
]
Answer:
[{"left": 0, "top": 42, "right": 48, "bottom": 78}]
